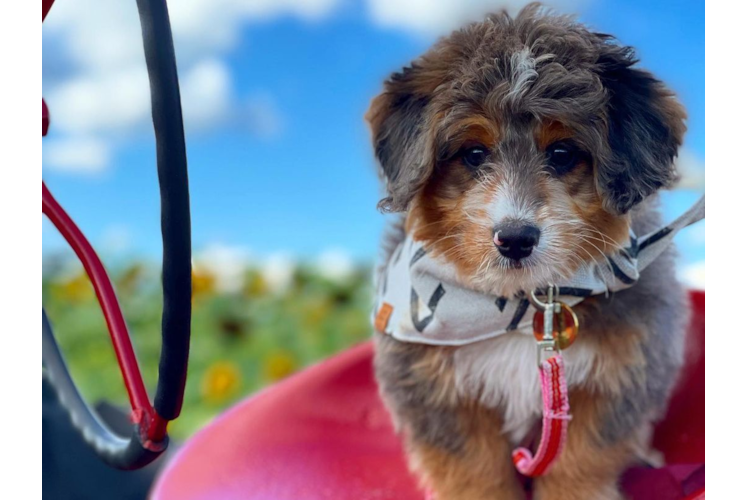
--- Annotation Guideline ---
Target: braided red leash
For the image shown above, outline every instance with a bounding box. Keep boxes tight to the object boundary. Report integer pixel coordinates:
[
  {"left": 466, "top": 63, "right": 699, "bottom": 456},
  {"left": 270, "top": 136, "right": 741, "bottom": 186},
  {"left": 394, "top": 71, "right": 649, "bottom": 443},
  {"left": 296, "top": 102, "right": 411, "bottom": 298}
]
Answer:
[
  {"left": 425, "top": 289, "right": 574, "bottom": 498},
  {"left": 424, "top": 354, "right": 571, "bottom": 499},
  {"left": 512, "top": 354, "right": 571, "bottom": 476}
]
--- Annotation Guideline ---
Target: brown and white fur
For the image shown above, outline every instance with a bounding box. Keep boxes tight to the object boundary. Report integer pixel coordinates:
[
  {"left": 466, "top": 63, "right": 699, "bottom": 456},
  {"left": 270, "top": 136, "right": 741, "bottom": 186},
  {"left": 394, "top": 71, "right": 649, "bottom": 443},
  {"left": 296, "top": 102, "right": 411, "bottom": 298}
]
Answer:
[{"left": 366, "top": 5, "right": 689, "bottom": 499}]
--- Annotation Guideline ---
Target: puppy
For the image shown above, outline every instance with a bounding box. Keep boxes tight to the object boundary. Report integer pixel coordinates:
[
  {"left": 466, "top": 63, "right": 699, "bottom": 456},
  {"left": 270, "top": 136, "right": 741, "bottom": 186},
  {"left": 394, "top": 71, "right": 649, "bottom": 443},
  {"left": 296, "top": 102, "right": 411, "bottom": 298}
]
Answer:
[{"left": 366, "top": 4, "right": 688, "bottom": 499}]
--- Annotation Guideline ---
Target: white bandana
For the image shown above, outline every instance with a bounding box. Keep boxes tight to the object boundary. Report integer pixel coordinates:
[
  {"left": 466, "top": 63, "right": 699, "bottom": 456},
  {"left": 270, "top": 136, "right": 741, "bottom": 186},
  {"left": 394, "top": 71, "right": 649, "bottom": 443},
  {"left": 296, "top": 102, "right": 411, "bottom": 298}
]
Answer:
[{"left": 374, "top": 196, "right": 705, "bottom": 346}]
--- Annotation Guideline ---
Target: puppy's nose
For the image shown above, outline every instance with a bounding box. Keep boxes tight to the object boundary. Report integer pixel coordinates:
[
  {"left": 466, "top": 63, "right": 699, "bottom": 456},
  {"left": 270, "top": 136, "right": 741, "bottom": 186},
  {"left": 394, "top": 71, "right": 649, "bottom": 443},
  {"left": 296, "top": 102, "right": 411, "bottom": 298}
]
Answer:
[{"left": 493, "top": 223, "right": 540, "bottom": 261}]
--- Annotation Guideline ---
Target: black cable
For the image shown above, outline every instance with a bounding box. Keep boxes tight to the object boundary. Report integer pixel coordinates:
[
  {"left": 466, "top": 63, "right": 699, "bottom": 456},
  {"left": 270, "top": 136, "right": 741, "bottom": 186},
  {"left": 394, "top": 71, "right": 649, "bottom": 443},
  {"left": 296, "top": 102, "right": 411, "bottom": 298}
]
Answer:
[{"left": 134, "top": 0, "right": 192, "bottom": 421}]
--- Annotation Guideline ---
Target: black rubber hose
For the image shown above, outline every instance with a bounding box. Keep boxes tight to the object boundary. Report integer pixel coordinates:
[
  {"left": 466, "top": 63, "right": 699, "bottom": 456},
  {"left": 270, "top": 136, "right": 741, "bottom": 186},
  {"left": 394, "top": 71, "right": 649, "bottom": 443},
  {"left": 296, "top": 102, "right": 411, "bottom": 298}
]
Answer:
[
  {"left": 134, "top": 0, "right": 192, "bottom": 421},
  {"left": 43, "top": 311, "right": 168, "bottom": 470}
]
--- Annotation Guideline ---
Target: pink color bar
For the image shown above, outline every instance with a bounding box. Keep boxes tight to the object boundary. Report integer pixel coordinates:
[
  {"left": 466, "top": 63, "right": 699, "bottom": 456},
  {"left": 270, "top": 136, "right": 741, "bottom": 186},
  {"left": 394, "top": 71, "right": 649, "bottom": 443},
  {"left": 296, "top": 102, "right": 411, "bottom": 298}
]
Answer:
[{"left": 704, "top": 291, "right": 748, "bottom": 489}]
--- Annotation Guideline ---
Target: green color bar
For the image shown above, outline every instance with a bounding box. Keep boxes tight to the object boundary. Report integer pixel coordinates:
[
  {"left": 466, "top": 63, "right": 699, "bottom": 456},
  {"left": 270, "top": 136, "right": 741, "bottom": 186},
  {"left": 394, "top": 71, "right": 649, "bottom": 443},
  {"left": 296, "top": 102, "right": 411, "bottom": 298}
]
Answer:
[{"left": 706, "top": 220, "right": 748, "bottom": 290}]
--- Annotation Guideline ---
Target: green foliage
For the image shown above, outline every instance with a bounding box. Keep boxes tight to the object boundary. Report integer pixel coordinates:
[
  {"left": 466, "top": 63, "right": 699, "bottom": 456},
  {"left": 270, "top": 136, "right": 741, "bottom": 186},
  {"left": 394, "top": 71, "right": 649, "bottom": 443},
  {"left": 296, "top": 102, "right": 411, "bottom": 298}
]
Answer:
[{"left": 42, "top": 257, "right": 374, "bottom": 440}]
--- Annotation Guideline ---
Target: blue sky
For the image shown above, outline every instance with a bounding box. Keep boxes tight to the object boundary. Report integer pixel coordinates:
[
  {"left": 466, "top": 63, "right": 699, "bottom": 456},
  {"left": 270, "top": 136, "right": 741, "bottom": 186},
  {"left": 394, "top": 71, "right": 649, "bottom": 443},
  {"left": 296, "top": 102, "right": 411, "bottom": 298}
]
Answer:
[{"left": 42, "top": 0, "right": 704, "bottom": 282}]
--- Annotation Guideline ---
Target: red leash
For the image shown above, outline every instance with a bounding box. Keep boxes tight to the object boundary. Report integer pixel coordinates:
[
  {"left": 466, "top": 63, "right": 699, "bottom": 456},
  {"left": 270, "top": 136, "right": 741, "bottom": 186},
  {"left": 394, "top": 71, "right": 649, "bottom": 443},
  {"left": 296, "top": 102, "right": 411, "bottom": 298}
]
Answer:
[
  {"left": 427, "top": 290, "right": 575, "bottom": 498},
  {"left": 426, "top": 354, "right": 570, "bottom": 499},
  {"left": 512, "top": 354, "right": 571, "bottom": 476},
  {"left": 511, "top": 286, "right": 577, "bottom": 477}
]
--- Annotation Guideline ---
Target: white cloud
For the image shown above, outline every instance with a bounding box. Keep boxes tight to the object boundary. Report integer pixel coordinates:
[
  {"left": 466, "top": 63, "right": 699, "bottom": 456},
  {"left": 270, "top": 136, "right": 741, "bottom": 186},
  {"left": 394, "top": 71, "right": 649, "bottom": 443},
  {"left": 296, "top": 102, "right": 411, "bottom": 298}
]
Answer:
[
  {"left": 262, "top": 253, "right": 297, "bottom": 293},
  {"left": 43, "top": 0, "right": 341, "bottom": 174},
  {"left": 100, "top": 225, "right": 134, "bottom": 254},
  {"left": 679, "top": 261, "right": 705, "bottom": 290},
  {"left": 675, "top": 149, "right": 706, "bottom": 190},
  {"left": 684, "top": 222, "right": 706, "bottom": 246},
  {"left": 366, "top": 0, "right": 589, "bottom": 35},
  {"left": 195, "top": 243, "right": 253, "bottom": 294},
  {"left": 169, "top": 0, "right": 341, "bottom": 63},
  {"left": 317, "top": 248, "right": 355, "bottom": 283},
  {"left": 169, "top": 61, "right": 285, "bottom": 136},
  {"left": 43, "top": 136, "right": 111, "bottom": 174},
  {"left": 44, "top": 0, "right": 342, "bottom": 72},
  {"left": 180, "top": 59, "right": 233, "bottom": 132},
  {"left": 43, "top": 1, "right": 145, "bottom": 72},
  {"left": 46, "top": 65, "right": 151, "bottom": 137}
]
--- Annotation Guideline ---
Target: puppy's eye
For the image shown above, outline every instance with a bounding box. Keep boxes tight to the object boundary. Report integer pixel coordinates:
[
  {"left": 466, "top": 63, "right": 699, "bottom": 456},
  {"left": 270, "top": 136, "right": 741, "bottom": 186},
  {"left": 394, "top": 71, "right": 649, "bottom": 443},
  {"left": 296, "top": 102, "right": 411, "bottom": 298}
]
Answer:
[
  {"left": 461, "top": 146, "right": 489, "bottom": 169},
  {"left": 546, "top": 142, "right": 580, "bottom": 175}
]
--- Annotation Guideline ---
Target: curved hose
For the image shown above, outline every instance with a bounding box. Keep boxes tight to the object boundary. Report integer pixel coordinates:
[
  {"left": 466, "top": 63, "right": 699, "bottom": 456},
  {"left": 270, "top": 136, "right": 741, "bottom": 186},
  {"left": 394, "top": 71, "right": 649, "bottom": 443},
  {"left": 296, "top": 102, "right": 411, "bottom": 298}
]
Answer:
[
  {"left": 135, "top": 0, "right": 192, "bottom": 422},
  {"left": 43, "top": 311, "right": 167, "bottom": 470}
]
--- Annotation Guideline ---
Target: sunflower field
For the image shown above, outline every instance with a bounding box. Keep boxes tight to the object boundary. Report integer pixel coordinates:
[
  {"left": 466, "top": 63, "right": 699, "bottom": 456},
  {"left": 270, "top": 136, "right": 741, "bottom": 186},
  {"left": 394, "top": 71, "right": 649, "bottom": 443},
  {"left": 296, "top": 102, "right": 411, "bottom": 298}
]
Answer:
[{"left": 42, "top": 255, "right": 374, "bottom": 440}]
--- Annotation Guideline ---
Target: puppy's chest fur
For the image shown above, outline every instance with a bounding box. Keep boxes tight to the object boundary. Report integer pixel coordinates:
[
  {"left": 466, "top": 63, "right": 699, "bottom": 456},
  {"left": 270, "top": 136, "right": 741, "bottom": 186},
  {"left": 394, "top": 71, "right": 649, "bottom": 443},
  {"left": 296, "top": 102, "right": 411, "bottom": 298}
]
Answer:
[{"left": 452, "top": 328, "right": 596, "bottom": 445}]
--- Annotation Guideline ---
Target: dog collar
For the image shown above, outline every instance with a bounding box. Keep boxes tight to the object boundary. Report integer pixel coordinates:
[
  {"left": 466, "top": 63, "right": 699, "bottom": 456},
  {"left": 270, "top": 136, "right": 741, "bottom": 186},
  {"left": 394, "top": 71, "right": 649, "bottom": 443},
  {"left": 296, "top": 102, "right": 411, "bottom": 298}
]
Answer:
[{"left": 373, "top": 196, "right": 705, "bottom": 346}]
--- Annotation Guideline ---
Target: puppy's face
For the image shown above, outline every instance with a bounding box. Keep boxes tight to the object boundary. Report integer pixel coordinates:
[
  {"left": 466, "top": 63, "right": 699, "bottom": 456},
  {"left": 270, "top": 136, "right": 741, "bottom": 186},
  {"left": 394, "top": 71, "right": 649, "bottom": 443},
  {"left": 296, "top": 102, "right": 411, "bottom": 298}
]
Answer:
[{"left": 368, "top": 7, "right": 685, "bottom": 297}]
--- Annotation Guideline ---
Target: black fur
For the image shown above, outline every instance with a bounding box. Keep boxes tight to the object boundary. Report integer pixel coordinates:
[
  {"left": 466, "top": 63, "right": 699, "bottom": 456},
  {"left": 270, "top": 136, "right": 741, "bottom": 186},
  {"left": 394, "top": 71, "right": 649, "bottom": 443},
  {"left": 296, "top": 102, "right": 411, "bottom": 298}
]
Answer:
[{"left": 596, "top": 45, "right": 686, "bottom": 213}]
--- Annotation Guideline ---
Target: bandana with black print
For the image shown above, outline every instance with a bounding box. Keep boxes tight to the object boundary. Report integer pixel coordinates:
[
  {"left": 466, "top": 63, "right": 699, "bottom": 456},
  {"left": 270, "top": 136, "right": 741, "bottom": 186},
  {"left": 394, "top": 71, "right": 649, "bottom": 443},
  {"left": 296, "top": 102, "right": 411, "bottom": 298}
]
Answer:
[{"left": 374, "top": 196, "right": 705, "bottom": 346}]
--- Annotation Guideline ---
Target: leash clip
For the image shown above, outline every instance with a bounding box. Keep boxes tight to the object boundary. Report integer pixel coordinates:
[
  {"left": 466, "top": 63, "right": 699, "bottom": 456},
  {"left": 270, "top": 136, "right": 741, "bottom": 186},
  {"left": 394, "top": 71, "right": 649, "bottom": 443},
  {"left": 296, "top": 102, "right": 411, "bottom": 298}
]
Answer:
[
  {"left": 536, "top": 338, "right": 560, "bottom": 367},
  {"left": 529, "top": 284, "right": 580, "bottom": 357},
  {"left": 531, "top": 285, "right": 561, "bottom": 367}
]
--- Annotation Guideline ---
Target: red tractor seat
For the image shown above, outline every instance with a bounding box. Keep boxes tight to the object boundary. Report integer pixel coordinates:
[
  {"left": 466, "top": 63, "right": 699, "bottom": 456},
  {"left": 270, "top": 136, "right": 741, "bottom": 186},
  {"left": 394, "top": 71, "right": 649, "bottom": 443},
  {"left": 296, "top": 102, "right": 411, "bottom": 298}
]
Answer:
[{"left": 152, "top": 292, "right": 705, "bottom": 500}]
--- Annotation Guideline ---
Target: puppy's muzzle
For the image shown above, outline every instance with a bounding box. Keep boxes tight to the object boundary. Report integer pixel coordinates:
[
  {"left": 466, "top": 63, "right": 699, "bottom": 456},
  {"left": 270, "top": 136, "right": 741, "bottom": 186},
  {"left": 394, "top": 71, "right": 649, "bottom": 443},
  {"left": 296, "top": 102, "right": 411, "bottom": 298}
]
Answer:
[{"left": 493, "top": 222, "right": 540, "bottom": 261}]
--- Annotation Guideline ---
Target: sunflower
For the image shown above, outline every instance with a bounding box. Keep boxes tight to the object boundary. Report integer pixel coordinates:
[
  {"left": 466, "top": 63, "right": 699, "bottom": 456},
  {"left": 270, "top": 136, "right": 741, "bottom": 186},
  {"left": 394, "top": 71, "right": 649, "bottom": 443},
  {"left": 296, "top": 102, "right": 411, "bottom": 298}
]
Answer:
[
  {"left": 264, "top": 351, "right": 297, "bottom": 382},
  {"left": 192, "top": 269, "right": 216, "bottom": 301},
  {"left": 201, "top": 361, "right": 241, "bottom": 404},
  {"left": 55, "top": 271, "right": 95, "bottom": 304}
]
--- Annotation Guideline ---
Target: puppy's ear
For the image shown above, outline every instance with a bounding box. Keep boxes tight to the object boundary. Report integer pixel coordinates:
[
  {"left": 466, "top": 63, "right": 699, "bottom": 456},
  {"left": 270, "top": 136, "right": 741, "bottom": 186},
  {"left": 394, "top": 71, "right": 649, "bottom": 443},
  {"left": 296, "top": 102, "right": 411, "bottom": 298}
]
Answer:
[
  {"left": 596, "top": 45, "right": 687, "bottom": 214},
  {"left": 366, "top": 67, "right": 435, "bottom": 212}
]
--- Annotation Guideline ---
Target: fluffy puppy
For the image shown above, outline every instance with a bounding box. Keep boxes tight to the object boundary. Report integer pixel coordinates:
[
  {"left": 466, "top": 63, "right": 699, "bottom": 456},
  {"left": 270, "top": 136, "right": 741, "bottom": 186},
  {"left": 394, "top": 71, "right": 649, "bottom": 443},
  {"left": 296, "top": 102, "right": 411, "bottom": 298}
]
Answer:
[{"left": 366, "top": 4, "right": 688, "bottom": 500}]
